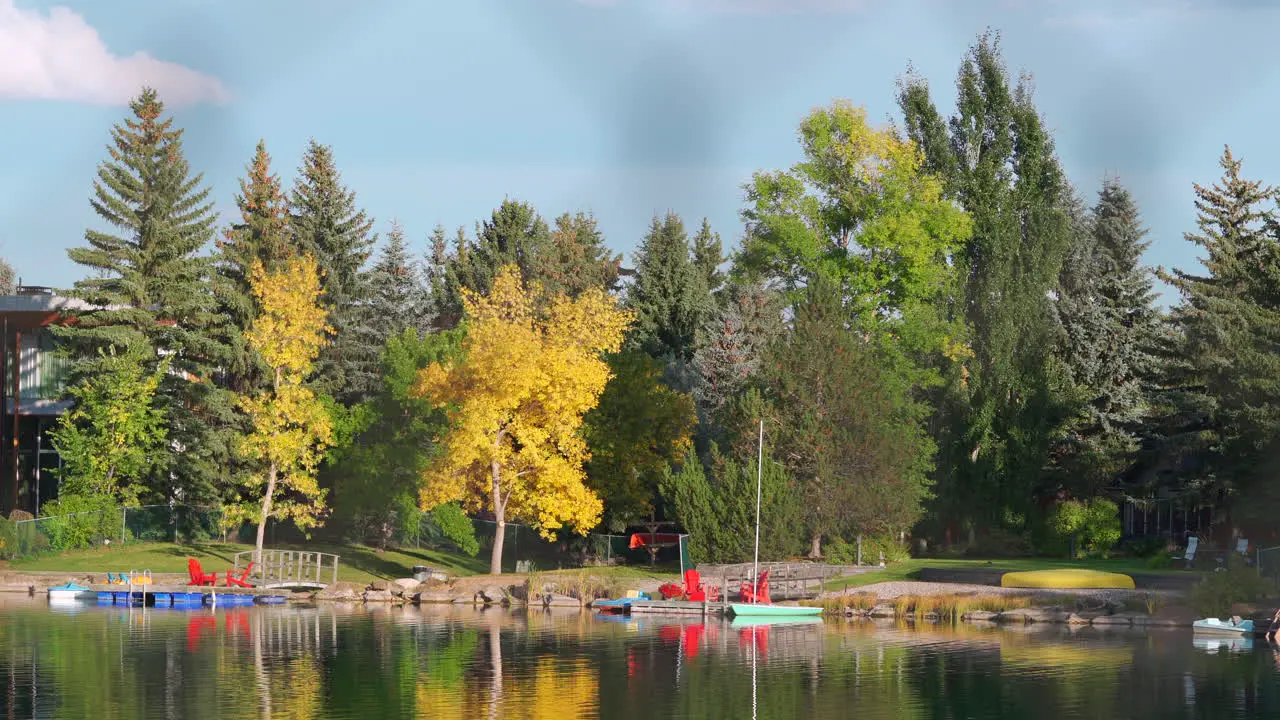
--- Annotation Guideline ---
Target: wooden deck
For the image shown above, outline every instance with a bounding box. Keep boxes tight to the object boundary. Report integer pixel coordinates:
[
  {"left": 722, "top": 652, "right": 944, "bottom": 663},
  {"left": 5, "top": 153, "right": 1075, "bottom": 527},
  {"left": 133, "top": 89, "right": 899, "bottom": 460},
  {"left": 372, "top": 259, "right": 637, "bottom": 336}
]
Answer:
[{"left": 627, "top": 599, "right": 725, "bottom": 616}]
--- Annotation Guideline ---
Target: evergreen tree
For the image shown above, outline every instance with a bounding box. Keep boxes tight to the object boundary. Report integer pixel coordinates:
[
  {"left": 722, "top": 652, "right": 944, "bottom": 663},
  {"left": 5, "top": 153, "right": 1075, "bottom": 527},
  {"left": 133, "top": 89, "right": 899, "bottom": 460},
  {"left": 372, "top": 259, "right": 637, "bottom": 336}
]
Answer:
[
  {"left": 1051, "top": 180, "right": 1160, "bottom": 497},
  {"left": 436, "top": 200, "right": 551, "bottom": 326},
  {"left": 56, "top": 88, "right": 230, "bottom": 503},
  {"left": 215, "top": 140, "right": 295, "bottom": 394},
  {"left": 897, "top": 31, "right": 1075, "bottom": 541},
  {"left": 627, "top": 212, "right": 713, "bottom": 364},
  {"left": 290, "top": 139, "right": 377, "bottom": 404},
  {"left": 1159, "top": 147, "right": 1280, "bottom": 519},
  {"left": 537, "top": 211, "right": 622, "bottom": 297},
  {"left": 691, "top": 218, "right": 725, "bottom": 294},
  {"left": 692, "top": 280, "right": 783, "bottom": 424},
  {"left": 368, "top": 220, "right": 430, "bottom": 345}
]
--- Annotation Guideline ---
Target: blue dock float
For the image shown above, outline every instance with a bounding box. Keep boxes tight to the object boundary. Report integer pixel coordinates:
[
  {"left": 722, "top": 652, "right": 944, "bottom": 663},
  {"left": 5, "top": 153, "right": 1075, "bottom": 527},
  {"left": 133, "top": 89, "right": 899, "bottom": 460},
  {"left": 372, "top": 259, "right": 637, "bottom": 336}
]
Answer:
[{"left": 88, "top": 584, "right": 291, "bottom": 607}]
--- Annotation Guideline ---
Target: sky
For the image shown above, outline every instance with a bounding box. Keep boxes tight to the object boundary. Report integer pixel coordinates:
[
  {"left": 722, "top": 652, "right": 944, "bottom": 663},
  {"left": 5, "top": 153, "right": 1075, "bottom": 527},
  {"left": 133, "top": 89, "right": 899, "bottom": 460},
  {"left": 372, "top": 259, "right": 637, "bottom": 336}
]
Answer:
[{"left": 2, "top": 0, "right": 1280, "bottom": 303}]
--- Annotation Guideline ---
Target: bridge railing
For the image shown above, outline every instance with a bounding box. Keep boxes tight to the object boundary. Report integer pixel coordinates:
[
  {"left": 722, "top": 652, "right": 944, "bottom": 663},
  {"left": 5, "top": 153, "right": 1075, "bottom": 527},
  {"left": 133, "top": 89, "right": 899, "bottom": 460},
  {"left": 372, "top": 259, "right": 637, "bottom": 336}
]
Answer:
[{"left": 234, "top": 549, "right": 341, "bottom": 588}]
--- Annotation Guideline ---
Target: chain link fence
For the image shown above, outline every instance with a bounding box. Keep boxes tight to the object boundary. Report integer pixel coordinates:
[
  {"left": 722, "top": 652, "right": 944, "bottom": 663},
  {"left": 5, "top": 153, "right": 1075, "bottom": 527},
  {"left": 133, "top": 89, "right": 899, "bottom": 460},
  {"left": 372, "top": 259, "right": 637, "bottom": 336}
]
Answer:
[
  {"left": 467, "top": 519, "right": 633, "bottom": 573},
  {"left": 1258, "top": 545, "right": 1280, "bottom": 580},
  {"left": 0, "top": 504, "right": 228, "bottom": 561}
]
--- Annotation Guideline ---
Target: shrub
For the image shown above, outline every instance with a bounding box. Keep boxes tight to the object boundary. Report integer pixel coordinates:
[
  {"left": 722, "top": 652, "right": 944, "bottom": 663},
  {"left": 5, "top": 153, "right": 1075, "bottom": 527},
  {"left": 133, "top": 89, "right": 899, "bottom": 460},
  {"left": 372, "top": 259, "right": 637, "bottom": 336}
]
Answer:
[
  {"left": 825, "top": 535, "right": 911, "bottom": 565},
  {"left": 1190, "top": 556, "right": 1276, "bottom": 617},
  {"left": 39, "top": 494, "right": 129, "bottom": 552},
  {"left": 1046, "top": 499, "right": 1121, "bottom": 558}
]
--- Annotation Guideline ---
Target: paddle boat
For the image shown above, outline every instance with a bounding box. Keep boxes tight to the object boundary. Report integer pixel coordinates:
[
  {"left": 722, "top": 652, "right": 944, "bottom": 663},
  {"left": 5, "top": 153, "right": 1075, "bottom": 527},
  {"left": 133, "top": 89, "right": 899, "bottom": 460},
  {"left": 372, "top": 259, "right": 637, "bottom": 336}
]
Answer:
[
  {"left": 47, "top": 581, "right": 95, "bottom": 602},
  {"left": 1192, "top": 616, "right": 1255, "bottom": 636},
  {"left": 729, "top": 603, "right": 822, "bottom": 618}
]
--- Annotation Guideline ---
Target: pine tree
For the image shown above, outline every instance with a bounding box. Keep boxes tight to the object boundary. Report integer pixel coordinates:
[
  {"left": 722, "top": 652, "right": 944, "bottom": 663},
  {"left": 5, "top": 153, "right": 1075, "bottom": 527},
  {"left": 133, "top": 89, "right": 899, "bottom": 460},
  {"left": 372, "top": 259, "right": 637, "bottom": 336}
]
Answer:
[
  {"left": 56, "top": 88, "right": 230, "bottom": 502},
  {"left": 290, "top": 139, "right": 377, "bottom": 404},
  {"left": 897, "top": 32, "right": 1075, "bottom": 539},
  {"left": 1158, "top": 146, "right": 1280, "bottom": 518},
  {"left": 368, "top": 220, "right": 430, "bottom": 346},
  {"left": 627, "top": 212, "right": 713, "bottom": 364},
  {"left": 215, "top": 140, "right": 295, "bottom": 394},
  {"left": 691, "top": 218, "right": 725, "bottom": 294}
]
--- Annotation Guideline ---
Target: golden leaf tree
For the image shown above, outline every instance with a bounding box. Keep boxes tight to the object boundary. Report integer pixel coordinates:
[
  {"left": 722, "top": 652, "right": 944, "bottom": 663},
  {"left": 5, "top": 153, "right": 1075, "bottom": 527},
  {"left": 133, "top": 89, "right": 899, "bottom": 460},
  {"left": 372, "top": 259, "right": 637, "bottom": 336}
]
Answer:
[
  {"left": 230, "top": 255, "right": 334, "bottom": 559},
  {"left": 414, "top": 264, "right": 632, "bottom": 574}
]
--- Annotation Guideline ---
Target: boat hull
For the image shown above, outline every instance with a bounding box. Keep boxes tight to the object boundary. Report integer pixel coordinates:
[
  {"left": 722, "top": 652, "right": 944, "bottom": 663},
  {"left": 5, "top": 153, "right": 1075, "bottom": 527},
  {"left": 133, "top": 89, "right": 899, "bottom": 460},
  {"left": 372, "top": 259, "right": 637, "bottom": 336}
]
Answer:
[
  {"left": 1192, "top": 618, "right": 1254, "bottom": 636},
  {"left": 729, "top": 603, "right": 822, "bottom": 618}
]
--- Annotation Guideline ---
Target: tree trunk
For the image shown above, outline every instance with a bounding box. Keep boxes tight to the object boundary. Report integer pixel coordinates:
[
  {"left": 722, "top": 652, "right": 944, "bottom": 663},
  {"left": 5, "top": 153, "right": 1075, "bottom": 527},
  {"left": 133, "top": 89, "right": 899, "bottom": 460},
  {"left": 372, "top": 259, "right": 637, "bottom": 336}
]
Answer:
[
  {"left": 255, "top": 461, "right": 277, "bottom": 563},
  {"left": 490, "top": 456, "right": 505, "bottom": 576},
  {"left": 808, "top": 533, "right": 823, "bottom": 560}
]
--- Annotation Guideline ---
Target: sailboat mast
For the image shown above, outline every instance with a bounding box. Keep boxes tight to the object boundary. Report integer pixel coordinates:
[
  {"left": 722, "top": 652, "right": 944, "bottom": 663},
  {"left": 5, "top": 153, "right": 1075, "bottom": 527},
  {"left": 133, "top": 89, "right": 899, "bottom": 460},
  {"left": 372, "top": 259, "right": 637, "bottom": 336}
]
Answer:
[{"left": 753, "top": 419, "right": 763, "bottom": 604}]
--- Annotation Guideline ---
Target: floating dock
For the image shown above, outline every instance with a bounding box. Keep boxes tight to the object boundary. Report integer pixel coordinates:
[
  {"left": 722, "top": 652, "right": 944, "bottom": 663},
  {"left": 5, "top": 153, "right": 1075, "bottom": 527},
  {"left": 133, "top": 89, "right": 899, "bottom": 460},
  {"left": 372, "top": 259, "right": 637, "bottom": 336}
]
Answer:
[{"left": 89, "top": 584, "right": 292, "bottom": 608}]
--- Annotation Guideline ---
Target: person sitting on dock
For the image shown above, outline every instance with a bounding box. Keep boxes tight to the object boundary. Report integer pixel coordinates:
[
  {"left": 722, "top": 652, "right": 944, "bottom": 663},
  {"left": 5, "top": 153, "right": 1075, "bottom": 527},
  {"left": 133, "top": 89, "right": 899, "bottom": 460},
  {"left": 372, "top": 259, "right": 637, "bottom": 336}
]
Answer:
[{"left": 1266, "top": 608, "right": 1280, "bottom": 645}]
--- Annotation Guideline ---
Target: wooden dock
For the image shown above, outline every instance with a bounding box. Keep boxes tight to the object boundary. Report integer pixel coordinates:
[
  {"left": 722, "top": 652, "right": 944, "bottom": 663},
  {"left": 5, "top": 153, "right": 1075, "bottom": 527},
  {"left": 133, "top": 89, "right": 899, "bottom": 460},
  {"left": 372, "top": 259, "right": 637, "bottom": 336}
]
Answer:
[
  {"left": 87, "top": 584, "right": 291, "bottom": 608},
  {"left": 627, "top": 599, "right": 724, "bottom": 616}
]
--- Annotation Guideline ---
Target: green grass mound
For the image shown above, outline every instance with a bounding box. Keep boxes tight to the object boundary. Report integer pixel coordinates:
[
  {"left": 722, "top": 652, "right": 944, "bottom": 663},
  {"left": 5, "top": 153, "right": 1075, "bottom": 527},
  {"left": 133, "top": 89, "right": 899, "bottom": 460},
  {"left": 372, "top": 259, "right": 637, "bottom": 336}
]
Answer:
[{"left": 1000, "top": 568, "right": 1135, "bottom": 590}]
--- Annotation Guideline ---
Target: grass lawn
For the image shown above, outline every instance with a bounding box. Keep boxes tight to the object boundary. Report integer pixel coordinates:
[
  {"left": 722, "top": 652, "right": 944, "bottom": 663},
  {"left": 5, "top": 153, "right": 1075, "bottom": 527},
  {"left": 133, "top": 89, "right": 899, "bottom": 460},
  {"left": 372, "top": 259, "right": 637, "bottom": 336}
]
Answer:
[
  {"left": 824, "top": 557, "right": 1196, "bottom": 591},
  {"left": 8, "top": 541, "right": 682, "bottom": 588}
]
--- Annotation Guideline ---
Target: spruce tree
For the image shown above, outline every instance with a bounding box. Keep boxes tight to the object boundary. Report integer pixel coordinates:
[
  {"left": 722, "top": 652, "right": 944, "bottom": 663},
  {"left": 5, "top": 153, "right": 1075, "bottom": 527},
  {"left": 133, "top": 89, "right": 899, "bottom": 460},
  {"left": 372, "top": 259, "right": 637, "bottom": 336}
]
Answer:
[
  {"left": 290, "top": 139, "right": 377, "bottom": 404},
  {"left": 627, "top": 212, "right": 714, "bottom": 364},
  {"left": 691, "top": 218, "right": 725, "bottom": 295},
  {"left": 536, "top": 211, "right": 622, "bottom": 297},
  {"left": 368, "top": 220, "right": 430, "bottom": 345},
  {"left": 898, "top": 31, "right": 1075, "bottom": 539},
  {"left": 56, "top": 88, "right": 230, "bottom": 502},
  {"left": 692, "top": 280, "right": 782, "bottom": 423},
  {"left": 1159, "top": 147, "right": 1280, "bottom": 517},
  {"left": 1051, "top": 180, "right": 1160, "bottom": 496},
  {"left": 215, "top": 140, "right": 295, "bottom": 394},
  {"left": 436, "top": 200, "right": 551, "bottom": 325}
]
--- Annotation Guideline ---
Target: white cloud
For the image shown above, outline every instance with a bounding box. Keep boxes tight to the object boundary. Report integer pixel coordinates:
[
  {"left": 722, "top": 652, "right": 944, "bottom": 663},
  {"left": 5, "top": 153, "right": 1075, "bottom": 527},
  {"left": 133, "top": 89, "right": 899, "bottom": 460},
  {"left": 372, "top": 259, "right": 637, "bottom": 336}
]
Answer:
[
  {"left": 0, "top": 0, "right": 229, "bottom": 106},
  {"left": 574, "top": 0, "right": 869, "bottom": 14}
]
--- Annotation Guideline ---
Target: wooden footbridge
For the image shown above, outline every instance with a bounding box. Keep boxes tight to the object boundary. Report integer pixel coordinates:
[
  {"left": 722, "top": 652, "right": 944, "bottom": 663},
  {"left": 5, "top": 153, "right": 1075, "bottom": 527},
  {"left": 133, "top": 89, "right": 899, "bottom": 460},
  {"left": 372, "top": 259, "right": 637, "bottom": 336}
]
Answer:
[{"left": 233, "top": 550, "right": 341, "bottom": 590}]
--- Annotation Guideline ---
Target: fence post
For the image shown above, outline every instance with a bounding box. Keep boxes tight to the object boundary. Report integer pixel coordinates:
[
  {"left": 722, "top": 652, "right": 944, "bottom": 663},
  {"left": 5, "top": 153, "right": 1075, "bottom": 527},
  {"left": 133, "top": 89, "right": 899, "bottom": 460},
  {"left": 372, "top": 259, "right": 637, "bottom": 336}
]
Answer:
[
  {"left": 856, "top": 536, "right": 862, "bottom": 566},
  {"left": 121, "top": 507, "right": 127, "bottom": 544}
]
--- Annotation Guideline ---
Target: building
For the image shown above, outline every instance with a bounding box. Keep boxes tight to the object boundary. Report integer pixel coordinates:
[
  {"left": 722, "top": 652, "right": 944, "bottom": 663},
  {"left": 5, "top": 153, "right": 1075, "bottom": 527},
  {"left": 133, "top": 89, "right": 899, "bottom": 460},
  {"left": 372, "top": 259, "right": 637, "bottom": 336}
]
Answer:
[{"left": 0, "top": 286, "right": 86, "bottom": 515}]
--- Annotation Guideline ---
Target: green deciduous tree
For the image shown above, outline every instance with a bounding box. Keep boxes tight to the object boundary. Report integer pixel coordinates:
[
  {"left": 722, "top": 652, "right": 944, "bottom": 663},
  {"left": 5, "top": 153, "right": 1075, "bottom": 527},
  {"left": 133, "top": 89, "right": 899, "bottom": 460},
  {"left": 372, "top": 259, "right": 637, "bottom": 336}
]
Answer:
[
  {"left": 49, "top": 347, "right": 169, "bottom": 505},
  {"left": 56, "top": 87, "right": 231, "bottom": 503},
  {"left": 290, "top": 139, "right": 377, "bottom": 404},
  {"left": 582, "top": 350, "right": 698, "bottom": 529}
]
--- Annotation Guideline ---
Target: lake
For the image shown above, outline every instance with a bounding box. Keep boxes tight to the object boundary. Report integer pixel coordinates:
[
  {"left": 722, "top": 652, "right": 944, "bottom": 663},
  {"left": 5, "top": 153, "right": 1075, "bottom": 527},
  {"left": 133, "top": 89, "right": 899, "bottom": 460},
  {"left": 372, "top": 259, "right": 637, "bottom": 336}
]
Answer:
[{"left": 0, "top": 596, "right": 1276, "bottom": 719}]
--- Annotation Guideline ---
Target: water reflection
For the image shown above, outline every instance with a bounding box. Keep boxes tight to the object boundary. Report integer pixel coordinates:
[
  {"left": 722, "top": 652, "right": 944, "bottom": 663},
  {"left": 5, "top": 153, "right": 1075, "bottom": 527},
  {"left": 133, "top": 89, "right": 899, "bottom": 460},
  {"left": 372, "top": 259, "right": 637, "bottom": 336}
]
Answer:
[{"left": 2, "top": 596, "right": 1280, "bottom": 719}]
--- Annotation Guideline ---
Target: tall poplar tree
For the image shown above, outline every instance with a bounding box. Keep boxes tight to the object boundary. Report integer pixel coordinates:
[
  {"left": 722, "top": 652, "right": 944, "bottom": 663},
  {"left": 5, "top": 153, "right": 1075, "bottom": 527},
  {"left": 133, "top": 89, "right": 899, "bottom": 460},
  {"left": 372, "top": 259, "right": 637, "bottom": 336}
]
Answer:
[
  {"left": 57, "top": 87, "right": 229, "bottom": 502},
  {"left": 897, "top": 31, "right": 1075, "bottom": 541},
  {"left": 290, "top": 139, "right": 377, "bottom": 404}
]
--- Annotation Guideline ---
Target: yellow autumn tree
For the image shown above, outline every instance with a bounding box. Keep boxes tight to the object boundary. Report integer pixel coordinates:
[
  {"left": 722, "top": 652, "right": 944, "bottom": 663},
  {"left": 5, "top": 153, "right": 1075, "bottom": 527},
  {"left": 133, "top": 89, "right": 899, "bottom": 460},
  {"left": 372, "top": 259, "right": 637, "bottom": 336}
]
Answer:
[
  {"left": 229, "top": 254, "right": 334, "bottom": 559},
  {"left": 414, "top": 264, "right": 632, "bottom": 574}
]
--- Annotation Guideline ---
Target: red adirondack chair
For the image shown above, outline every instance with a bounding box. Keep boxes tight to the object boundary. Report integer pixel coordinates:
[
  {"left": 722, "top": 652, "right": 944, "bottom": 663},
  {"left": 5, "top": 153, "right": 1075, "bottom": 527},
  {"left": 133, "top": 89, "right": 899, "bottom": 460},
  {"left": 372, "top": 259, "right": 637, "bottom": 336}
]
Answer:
[
  {"left": 739, "top": 569, "right": 770, "bottom": 604},
  {"left": 683, "top": 569, "right": 720, "bottom": 602},
  {"left": 187, "top": 558, "right": 219, "bottom": 587},
  {"left": 225, "top": 562, "right": 255, "bottom": 588}
]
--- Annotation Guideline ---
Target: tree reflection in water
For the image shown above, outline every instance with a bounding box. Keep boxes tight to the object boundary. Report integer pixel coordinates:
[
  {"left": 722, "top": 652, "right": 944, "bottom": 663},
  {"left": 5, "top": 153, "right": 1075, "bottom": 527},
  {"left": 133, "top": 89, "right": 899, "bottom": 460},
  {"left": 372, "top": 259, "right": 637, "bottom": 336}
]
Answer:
[{"left": 1, "top": 599, "right": 1280, "bottom": 719}]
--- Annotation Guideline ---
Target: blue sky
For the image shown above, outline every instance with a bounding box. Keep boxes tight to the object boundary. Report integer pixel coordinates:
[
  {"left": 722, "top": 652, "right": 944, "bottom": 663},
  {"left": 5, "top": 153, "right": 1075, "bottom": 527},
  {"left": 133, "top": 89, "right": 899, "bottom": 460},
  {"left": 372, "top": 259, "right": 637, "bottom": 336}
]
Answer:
[{"left": 2, "top": 0, "right": 1279, "bottom": 302}]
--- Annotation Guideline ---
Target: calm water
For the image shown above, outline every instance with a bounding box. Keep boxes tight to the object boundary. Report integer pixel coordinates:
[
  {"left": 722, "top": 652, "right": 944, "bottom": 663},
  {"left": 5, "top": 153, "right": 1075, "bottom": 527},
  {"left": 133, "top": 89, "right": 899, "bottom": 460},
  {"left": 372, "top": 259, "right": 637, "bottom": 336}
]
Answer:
[{"left": 0, "top": 596, "right": 1277, "bottom": 719}]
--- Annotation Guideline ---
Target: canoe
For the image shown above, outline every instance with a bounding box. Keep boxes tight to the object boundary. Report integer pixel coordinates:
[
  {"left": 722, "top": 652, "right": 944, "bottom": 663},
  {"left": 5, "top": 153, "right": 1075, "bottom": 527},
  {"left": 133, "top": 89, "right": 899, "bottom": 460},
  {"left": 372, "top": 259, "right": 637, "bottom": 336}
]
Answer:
[
  {"left": 729, "top": 603, "right": 823, "bottom": 618},
  {"left": 1000, "top": 569, "right": 1136, "bottom": 590},
  {"left": 1192, "top": 617, "right": 1254, "bottom": 636},
  {"left": 47, "top": 582, "right": 94, "bottom": 601}
]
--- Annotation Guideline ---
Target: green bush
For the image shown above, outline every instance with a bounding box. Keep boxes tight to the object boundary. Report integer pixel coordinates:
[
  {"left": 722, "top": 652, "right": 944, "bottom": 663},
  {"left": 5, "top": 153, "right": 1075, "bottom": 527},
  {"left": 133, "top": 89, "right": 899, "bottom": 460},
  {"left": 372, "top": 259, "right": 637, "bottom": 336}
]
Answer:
[
  {"left": 39, "top": 494, "right": 130, "bottom": 552},
  {"left": 1046, "top": 498, "right": 1122, "bottom": 558},
  {"left": 825, "top": 535, "right": 911, "bottom": 565},
  {"left": 0, "top": 516, "right": 51, "bottom": 559},
  {"left": 1190, "top": 557, "right": 1276, "bottom": 617},
  {"left": 428, "top": 502, "right": 479, "bottom": 557}
]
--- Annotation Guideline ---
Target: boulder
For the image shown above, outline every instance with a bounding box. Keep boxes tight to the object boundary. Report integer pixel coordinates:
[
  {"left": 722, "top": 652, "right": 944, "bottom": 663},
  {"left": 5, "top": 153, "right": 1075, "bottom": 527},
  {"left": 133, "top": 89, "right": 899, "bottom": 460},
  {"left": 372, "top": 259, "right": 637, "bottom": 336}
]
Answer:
[
  {"left": 869, "top": 604, "right": 897, "bottom": 618},
  {"left": 1064, "top": 613, "right": 1090, "bottom": 625},
  {"left": 414, "top": 590, "right": 457, "bottom": 604},
  {"left": 364, "top": 589, "right": 396, "bottom": 603},
  {"left": 315, "top": 582, "right": 362, "bottom": 602},
  {"left": 1091, "top": 614, "right": 1134, "bottom": 626},
  {"left": 369, "top": 580, "right": 391, "bottom": 592},
  {"left": 474, "top": 586, "right": 507, "bottom": 605},
  {"left": 995, "top": 608, "right": 1058, "bottom": 624},
  {"left": 393, "top": 578, "right": 421, "bottom": 592},
  {"left": 540, "top": 593, "right": 581, "bottom": 608},
  {"left": 962, "top": 611, "right": 998, "bottom": 622}
]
